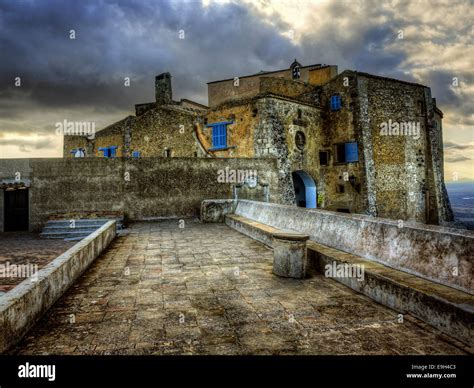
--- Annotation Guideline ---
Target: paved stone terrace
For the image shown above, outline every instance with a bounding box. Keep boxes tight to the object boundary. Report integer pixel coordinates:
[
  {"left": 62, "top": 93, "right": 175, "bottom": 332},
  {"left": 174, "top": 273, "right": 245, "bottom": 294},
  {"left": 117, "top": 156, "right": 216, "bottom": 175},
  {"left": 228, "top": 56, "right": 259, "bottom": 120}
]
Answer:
[
  {"left": 0, "top": 233, "right": 75, "bottom": 294},
  {"left": 9, "top": 220, "right": 468, "bottom": 355}
]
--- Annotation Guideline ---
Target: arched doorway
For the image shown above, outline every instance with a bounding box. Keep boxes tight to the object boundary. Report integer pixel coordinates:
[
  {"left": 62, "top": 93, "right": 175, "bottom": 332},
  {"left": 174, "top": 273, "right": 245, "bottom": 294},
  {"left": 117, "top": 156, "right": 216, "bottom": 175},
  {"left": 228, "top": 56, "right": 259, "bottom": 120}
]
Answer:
[{"left": 292, "top": 171, "right": 317, "bottom": 208}]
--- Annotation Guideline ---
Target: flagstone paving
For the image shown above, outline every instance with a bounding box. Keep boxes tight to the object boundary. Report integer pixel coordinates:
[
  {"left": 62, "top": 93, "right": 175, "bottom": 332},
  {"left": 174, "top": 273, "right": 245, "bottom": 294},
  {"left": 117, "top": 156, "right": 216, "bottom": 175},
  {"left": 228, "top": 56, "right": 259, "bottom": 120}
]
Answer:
[
  {"left": 0, "top": 233, "right": 75, "bottom": 294},
  {"left": 9, "top": 220, "right": 470, "bottom": 355}
]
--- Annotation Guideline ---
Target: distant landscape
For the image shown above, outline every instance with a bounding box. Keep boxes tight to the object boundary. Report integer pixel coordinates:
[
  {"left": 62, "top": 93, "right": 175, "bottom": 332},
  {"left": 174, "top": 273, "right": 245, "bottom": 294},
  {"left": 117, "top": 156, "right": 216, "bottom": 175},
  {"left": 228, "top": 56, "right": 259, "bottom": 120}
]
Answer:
[{"left": 446, "top": 181, "right": 474, "bottom": 230}]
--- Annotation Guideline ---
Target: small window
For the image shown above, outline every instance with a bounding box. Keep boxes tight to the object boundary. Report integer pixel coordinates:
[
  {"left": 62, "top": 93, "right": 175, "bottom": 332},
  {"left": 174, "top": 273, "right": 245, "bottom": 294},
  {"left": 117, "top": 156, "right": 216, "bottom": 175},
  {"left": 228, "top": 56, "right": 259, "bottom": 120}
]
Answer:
[
  {"left": 99, "top": 146, "right": 117, "bottom": 158},
  {"left": 292, "top": 65, "right": 300, "bottom": 80},
  {"left": 337, "top": 184, "right": 345, "bottom": 193},
  {"left": 330, "top": 95, "right": 342, "bottom": 111},
  {"left": 207, "top": 121, "right": 232, "bottom": 150},
  {"left": 132, "top": 151, "right": 140, "bottom": 158},
  {"left": 70, "top": 148, "right": 85, "bottom": 158},
  {"left": 335, "top": 142, "right": 358, "bottom": 163},
  {"left": 164, "top": 149, "right": 172, "bottom": 157},
  {"left": 319, "top": 151, "right": 329, "bottom": 166},
  {"left": 297, "top": 108, "right": 302, "bottom": 119}
]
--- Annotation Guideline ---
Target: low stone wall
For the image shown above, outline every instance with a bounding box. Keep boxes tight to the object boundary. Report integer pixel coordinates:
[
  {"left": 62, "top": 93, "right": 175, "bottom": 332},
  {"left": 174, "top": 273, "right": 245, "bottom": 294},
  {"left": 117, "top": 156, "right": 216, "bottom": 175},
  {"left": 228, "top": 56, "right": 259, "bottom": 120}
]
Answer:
[
  {"left": 234, "top": 200, "right": 473, "bottom": 294},
  {"left": 0, "top": 220, "right": 116, "bottom": 353},
  {"left": 201, "top": 199, "right": 236, "bottom": 222},
  {"left": 0, "top": 158, "right": 280, "bottom": 231}
]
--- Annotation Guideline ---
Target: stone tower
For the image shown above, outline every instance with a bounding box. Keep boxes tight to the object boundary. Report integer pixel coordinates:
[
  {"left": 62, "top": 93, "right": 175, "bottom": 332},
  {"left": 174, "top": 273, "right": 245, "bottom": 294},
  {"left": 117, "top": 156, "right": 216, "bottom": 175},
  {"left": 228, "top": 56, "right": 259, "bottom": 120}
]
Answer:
[{"left": 155, "top": 72, "right": 172, "bottom": 105}]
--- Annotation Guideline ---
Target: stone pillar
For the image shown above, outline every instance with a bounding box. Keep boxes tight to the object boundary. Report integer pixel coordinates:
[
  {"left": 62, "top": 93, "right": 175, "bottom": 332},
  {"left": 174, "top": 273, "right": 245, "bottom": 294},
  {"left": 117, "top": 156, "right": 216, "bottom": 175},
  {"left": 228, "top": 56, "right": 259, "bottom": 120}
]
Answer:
[{"left": 272, "top": 232, "right": 309, "bottom": 279}]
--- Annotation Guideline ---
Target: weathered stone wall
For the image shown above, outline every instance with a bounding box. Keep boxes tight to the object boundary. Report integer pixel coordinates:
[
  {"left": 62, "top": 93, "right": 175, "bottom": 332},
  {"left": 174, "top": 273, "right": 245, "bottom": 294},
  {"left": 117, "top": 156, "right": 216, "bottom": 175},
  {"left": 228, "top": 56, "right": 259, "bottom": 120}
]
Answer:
[
  {"left": 255, "top": 96, "right": 324, "bottom": 205},
  {"left": 320, "top": 71, "right": 366, "bottom": 213},
  {"left": 0, "top": 158, "right": 280, "bottom": 231},
  {"left": 203, "top": 101, "right": 259, "bottom": 157},
  {"left": 308, "top": 66, "right": 338, "bottom": 86},
  {"left": 259, "top": 77, "right": 317, "bottom": 98},
  {"left": 234, "top": 200, "right": 473, "bottom": 293},
  {"left": 130, "top": 106, "right": 200, "bottom": 157},
  {"left": 207, "top": 64, "right": 328, "bottom": 107},
  {"left": 63, "top": 116, "right": 134, "bottom": 158},
  {"left": 360, "top": 74, "right": 451, "bottom": 223},
  {"left": 0, "top": 220, "right": 116, "bottom": 353}
]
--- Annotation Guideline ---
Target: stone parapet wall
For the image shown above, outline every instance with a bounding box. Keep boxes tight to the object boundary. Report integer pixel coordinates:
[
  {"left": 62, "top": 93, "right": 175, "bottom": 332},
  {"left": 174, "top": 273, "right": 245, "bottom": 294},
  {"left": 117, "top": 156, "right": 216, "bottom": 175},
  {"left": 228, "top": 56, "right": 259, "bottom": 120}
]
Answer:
[
  {"left": 0, "top": 220, "right": 116, "bottom": 353},
  {"left": 234, "top": 200, "right": 473, "bottom": 293},
  {"left": 0, "top": 158, "right": 281, "bottom": 231}
]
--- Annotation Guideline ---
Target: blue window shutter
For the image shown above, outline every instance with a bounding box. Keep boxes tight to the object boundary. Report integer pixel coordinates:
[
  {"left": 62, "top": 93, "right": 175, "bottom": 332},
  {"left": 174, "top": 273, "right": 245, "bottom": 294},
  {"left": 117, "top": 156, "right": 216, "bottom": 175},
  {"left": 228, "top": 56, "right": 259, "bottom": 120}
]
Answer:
[
  {"left": 99, "top": 147, "right": 107, "bottom": 157},
  {"left": 221, "top": 124, "right": 227, "bottom": 148},
  {"left": 331, "top": 95, "right": 341, "bottom": 111},
  {"left": 110, "top": 146, "right": 117, "bottom": 157},
  {"left": 208, "top": 122, "right": 231, "bottom": 149},
  {"left": 212, "top": 124, "right": 227, "bottom": 149},
  {"left": 345, "top": 142, "right": 358, "bottom": 162},
  {"left": 212, "top": 126, "right": 218, "bottom": 148},
  {"left": 132, "top": 151, "right": 140, "bottom": 158}
]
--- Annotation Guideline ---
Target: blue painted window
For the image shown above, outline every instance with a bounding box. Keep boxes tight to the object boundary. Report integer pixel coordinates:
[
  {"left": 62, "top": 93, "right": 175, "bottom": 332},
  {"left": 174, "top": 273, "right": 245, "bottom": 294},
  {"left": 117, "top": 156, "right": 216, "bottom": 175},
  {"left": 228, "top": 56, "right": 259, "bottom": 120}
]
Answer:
[
  {"left": 330, "top": 95, "right": 341, "bottom": 111},
  {"left": 207, "top": 121, "right": 232, "bottom": 150},
  {"left": 99, "top": 146, "right": 118, "bottom": 158},
  {"left": 132, "top": 151, "right": 140, "bottom": 158},
  {"left": 344, "top": 142, "right": 358, "bottom": 162}
]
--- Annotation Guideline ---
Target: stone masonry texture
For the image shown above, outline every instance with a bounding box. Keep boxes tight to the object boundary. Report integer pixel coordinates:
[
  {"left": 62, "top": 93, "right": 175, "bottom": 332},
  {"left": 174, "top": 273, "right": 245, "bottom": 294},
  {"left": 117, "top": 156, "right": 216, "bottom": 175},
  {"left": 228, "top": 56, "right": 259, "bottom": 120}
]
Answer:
[{"left": 8, "top": 220, "right": 468, "bottom": 355}]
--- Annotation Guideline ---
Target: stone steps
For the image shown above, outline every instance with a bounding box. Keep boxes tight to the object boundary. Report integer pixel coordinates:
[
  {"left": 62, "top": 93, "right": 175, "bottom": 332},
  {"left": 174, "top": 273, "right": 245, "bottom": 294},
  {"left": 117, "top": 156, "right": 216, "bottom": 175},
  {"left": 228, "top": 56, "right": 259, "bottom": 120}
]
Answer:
[
  {"left": 40, "top": 218, "right": 123, "bottom": 240},
  {"left": 225, "top": 213, "right": 474, "bottom": 347}
]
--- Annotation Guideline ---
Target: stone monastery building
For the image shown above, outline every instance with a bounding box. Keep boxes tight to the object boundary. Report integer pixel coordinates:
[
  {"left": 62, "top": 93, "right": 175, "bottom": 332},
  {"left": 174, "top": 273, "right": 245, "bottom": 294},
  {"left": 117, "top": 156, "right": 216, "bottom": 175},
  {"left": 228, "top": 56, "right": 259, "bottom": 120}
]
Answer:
[{"left": 64, "top": 60, "right": 453, "bottom": 225}]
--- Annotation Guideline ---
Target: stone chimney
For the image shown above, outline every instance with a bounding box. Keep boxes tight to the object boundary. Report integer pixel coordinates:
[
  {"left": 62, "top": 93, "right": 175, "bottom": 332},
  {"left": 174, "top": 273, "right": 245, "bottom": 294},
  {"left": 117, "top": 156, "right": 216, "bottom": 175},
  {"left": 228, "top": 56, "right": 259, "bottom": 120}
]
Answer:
[{"left": 155, "top": 72, "right": 172, "bottom": 105}]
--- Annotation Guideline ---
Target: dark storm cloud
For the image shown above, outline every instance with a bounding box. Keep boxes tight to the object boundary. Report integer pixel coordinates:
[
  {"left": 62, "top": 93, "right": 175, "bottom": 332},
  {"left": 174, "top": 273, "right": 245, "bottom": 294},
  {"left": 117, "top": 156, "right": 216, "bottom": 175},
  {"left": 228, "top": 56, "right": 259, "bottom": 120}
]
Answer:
[
  {"left": 445, "top": 155, "right": 471, "bottom": 163},
  {"left": 0, "top": 0, "right": 472, "bottom": 162},
  {"left": 0, "top": 136, "right": 53, "bottom": 150},
  {"left": 0, "top": 0, "right": 298, "bottom": 112},
  {"left": 444, "top": 141, "right": 473, "bottom": 150},
  {"left": 422, "top": 70, "right": 474, "bottom": 126}
]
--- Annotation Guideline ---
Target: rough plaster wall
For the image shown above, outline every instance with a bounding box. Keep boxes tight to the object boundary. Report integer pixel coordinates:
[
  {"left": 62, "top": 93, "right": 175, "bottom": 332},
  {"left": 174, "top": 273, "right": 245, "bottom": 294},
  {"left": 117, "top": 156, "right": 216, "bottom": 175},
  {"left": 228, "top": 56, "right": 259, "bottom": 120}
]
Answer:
[
  {"left": 320, "top": 71, "right": 366, "bottom": 213},
  {"left": 363, "top": 76, "right": 434, "bottom": 222},
  {"left": 63, "top": 135, "right": 89, "bottom": 158},
  {"left": 424, "top": 88, "right": 454, "bottom": 223},
  {"left": 0, "top": 158, "right": 280, "bottom": 231},
  {"left": 207, "top": 66, "right": 323, "bottom": 107},
  {"left": 203, "top": 102, "right": 258, "bottom": 157},
  {"left": 130, "top": 107, "right": 199, "bottom": 157},
  {"left": 255, "top": 98, "right": 295, "bottom": 205},
  {"left": 235, "top": 200, "right": 473, "bottom": 293}
]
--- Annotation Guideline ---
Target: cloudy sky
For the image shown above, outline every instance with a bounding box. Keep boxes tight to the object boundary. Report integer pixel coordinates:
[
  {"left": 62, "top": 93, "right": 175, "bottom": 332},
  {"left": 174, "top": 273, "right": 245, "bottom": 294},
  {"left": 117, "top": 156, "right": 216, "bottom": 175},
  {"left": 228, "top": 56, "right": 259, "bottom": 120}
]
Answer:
[{"left": 0, "top": 0, "right": 472, "bottom": 181}]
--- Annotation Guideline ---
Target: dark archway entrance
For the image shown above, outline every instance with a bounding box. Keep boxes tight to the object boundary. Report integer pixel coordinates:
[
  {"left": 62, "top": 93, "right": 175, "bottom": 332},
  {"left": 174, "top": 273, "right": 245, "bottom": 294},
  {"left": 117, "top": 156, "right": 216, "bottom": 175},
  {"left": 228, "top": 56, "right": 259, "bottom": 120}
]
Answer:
[
  {"left": 4, "top": 188, "right": 29, "bottom": 231},
  {"left": 292, "top": 171, "right": 317, "bottom": 208}
]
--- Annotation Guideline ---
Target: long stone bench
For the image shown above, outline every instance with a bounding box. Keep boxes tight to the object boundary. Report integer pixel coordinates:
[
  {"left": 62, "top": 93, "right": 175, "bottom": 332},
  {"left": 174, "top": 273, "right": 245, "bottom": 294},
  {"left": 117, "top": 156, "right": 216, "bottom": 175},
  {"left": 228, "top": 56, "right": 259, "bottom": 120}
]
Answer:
[{"left": 225, "top": 213, "right": 473, "bottom": 347}]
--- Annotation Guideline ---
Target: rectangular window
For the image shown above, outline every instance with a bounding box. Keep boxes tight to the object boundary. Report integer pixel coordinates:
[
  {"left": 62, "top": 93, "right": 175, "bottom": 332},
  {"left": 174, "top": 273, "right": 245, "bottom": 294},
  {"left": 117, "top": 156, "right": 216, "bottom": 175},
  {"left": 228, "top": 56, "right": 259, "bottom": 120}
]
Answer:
[
  {"left": 109, "top": 146, "right": 117, "bottom": 157},
  {"left": 335, "top": 142, "right": 358, "bottom": 163},
  {"left": 99, "top": 146, "right": 118, "bottom": 158},
  {"left": 330, "top": 95, "right": 342, "bottom": 111},
  {"left": 319, "top": 151, "right": 329, "bottom": 166},
  {"left": 207, "top": 121, "right": 232, "bottom": 150},
  {"left": 132, "top": 151, "right": 140, "bottom": 158},
  {"left": 344, "top": 142, "right": 358, "bottom": 162}
]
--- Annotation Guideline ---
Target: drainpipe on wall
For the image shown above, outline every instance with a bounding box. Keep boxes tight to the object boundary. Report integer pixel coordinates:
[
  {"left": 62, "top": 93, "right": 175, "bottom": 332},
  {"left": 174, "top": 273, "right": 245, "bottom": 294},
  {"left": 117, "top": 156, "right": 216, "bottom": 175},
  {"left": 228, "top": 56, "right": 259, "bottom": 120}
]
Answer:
[
  {"left": 233, "top": 183, "right": 243, "bottom": 201},
  {"left": 261, "top": 183, "right": 269, "bottom": 202}
]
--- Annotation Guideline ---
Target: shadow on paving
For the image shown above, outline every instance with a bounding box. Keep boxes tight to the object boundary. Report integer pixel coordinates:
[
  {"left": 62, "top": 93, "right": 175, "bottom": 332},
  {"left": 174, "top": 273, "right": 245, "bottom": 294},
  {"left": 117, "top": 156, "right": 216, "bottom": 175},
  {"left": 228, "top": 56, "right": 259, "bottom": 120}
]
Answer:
[{"left": 8, "top": 220, "right": 469, "bottom": 355}]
